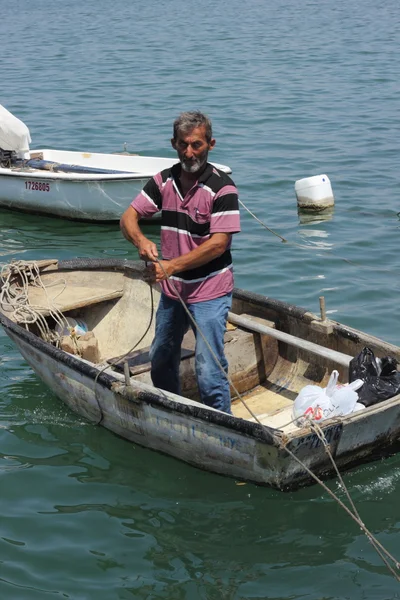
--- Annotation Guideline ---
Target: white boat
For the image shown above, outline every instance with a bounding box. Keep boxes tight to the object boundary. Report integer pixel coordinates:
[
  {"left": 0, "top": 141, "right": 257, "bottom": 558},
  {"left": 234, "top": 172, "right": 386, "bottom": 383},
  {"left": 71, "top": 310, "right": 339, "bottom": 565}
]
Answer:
[
  {"left": 0, "top": 148, "right": 232, "bottom": 222},
  {"left": 0, "top": 105, "right": 231, "bottom": 222},
  {"left": 1, "top": 258, "right": 400, "bottom": 491}
]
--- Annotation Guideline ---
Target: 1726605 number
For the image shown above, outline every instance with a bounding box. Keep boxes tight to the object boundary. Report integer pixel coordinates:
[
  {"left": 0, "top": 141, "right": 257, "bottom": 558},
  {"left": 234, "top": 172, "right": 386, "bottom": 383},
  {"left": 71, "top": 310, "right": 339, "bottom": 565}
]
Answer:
[{"left": 25, "top": 181, "right": 50, "bottom": 192}]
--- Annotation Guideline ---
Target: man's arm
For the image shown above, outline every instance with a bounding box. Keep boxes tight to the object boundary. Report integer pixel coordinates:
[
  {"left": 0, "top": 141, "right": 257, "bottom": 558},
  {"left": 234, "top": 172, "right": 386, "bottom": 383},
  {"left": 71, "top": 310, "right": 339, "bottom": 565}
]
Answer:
[
  {"left": 151, "top": 233, "right": 231, "bottom": 283},
  {"left": 120, "top": 206, "right": 158, "bottom": 261}
]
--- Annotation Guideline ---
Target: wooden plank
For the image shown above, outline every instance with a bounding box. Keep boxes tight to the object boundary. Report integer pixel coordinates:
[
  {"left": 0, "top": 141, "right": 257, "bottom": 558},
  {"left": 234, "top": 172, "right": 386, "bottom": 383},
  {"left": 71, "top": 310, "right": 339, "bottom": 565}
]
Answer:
[
  {"left": 227, "top": 312, "right": 353, "bottom": 367},
  {"left": 27, "top": 285, "right": 123, "bottom": 316},
  {"left": 1, "top": 259, "right": 58, "bottom": 277},
  {"left": 232, "top": 385, "right": 292, "bottom": 419},
  {"left": 109, "top": 345, "right": 195, "bottom": 376}
]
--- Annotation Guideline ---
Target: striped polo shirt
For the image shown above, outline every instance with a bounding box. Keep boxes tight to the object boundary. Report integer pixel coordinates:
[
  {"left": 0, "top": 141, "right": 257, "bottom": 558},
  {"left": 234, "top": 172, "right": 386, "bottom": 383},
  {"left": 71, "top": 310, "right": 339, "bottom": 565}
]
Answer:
[{"left": 131, "top": 162, "right": 240, "bottom": 303}]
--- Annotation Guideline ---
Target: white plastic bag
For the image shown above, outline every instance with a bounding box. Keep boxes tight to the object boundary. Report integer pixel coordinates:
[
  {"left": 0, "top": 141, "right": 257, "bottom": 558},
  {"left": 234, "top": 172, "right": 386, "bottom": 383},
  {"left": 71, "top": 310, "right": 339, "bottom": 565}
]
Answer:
[{"left": 292, "top": 370, "right": 364, "bottom": 426}]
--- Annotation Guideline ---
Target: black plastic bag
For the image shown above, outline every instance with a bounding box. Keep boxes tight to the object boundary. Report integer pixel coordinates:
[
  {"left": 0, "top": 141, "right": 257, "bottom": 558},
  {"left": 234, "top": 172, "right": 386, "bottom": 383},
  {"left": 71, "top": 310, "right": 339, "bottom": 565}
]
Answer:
[{"left": 349, "top": 347, "right": 400, "bottom": 407}]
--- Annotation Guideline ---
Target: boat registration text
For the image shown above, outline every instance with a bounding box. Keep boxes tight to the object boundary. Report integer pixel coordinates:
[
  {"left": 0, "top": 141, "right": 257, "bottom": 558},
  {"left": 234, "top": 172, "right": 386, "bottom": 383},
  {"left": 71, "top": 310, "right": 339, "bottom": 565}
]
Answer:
[{"left": 25, "top": 181, "right": 51, "bottom": 192}]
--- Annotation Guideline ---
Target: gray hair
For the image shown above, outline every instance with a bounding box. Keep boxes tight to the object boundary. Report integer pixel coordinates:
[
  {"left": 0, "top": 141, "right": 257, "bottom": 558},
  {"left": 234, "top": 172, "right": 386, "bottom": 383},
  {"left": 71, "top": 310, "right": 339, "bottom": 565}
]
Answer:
[{"left": 173, "top": 111, "right": 213, "bottom": 143}]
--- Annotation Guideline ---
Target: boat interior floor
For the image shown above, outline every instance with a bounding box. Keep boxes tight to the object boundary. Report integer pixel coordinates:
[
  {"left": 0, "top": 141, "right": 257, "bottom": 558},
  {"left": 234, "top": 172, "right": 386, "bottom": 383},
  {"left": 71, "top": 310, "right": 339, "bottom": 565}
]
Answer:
[
  {"left": 107, "top": 326, "right": 298, "bottom": 434},
  {"left": 231, "top": 386, "right": 297, "bottom": 432},
  {"left": 3, "top": 267, "right": 315, "bottom": 434}
]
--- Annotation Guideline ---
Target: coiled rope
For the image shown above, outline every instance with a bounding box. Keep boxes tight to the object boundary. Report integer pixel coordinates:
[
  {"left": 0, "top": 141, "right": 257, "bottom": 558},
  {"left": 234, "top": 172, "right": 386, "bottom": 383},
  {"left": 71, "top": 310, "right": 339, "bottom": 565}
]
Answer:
[
  {"left": 0, "top": 259, "right": 156, "bottom": 426},
  {"left": 0, "top": 260, "right": 73, "bottom": 344}
]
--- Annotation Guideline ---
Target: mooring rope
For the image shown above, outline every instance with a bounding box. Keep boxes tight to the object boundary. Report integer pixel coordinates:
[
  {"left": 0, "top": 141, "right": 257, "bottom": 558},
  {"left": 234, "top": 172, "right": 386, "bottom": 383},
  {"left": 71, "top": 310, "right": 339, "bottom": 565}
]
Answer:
[
  {"left": 150, "top": 259, "right": 260, "bottom": 422},
  {"left": 239, "top": 198, "right": 400, "bottom": 275},
  {"left": 310, "top": 421, "right": 400, "bottom": 580},
  {"left": 150, "top": 257, "right": 399, "bottom": 581}
]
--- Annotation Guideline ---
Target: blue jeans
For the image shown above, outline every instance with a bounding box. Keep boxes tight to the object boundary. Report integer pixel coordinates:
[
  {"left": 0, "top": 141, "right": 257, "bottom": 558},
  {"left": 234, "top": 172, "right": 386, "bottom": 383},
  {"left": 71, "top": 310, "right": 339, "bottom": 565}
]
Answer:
[{"left": 149, "top": 293, "right": 232, "bottom": 413}]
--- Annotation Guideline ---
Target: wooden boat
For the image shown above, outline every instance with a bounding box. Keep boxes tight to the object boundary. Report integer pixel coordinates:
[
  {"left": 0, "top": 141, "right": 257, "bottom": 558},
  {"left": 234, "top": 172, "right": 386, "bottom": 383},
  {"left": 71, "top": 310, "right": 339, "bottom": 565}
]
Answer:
[
  {"left": 1, "top": 257, "right": 399, "bottom": 491},
  {"left": 0, "top": 149, "right": 232, "bottom": 222}
]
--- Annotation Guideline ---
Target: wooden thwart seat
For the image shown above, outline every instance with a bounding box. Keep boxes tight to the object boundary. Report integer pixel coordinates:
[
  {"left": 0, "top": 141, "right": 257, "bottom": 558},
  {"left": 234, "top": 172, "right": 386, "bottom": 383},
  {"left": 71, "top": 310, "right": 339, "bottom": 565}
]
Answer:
[
  {"left": 109, "top": 345, "right": 195, "bottom": 377},
  {"left": 27, "top": 284, "right": 124, "bottom": 316},
  {"left": 228, "top": 312, "right": 353, "bottom": 367}
]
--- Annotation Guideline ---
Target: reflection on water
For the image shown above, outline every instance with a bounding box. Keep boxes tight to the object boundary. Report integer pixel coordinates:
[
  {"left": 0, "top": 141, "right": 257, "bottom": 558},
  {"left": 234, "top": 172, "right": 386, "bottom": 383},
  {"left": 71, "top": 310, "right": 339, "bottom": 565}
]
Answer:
[
  {"left": 298, "top": 207, "right": 334, "bottom": 226},
  {"left": 297, "top": 208, "right": 334, "bottom": 250},
  {"left": 0, "top": 206, "right": 160, "bottom": 264}
]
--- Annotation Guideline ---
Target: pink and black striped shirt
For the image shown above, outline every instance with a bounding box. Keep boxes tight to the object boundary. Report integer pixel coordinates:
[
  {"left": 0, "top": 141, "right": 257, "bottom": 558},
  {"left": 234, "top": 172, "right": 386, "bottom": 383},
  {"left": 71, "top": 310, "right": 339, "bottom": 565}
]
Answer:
[{"left": 131, "top": 162, "right": 240, "bottom": 303}]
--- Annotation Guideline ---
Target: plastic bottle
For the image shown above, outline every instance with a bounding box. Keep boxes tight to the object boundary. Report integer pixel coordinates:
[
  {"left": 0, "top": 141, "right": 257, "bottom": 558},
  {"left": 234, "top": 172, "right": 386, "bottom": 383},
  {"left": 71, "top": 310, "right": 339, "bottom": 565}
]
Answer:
[{"left": 55, "top": 317, "right": 88, "bottom": 337}]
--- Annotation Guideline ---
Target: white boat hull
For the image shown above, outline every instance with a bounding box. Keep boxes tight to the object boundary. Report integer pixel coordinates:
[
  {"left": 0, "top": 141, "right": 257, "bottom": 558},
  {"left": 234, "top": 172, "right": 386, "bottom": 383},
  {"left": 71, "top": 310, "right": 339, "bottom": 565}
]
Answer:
[
  {"left": 0, "top": 149, "right": 232, "bottom": 222},
  {"left": 0, "top": 173, "right": 150, "bottom": 221}
]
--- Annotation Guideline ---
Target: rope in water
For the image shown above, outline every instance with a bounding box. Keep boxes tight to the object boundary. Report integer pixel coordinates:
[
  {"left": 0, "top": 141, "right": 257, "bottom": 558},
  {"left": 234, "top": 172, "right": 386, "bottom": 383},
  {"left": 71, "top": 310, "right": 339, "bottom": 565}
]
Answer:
[
  {"left": 236, "top": 200, "right": 399, "bottom": 577},
  {"left": 239, "top": 198, "right": 400, "bottom": 275},
  {"left": 152, "top": 257, "right": 399, "bottom": 582}
]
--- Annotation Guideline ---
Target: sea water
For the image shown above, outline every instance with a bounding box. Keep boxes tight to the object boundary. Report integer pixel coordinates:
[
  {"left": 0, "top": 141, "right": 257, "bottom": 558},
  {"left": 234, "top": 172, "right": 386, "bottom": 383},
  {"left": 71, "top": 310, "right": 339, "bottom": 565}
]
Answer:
[{"left": 0, "top": 0, "right": 399, "bottom": 597}]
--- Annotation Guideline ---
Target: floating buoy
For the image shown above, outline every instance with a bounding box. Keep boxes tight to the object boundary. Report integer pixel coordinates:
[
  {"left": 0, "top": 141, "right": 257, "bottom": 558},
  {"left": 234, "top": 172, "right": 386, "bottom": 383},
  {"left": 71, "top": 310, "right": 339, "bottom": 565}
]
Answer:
[{"left": 295, "top": 174, "right": 334, "bottom": 212}]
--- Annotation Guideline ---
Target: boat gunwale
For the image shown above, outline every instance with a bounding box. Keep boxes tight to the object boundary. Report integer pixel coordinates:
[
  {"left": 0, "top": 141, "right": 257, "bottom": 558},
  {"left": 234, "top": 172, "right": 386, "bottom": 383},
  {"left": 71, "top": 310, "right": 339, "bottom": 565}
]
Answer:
[
  {"left": 0, "top": 152, "right": 232, "bottom": 182},
  {"left": 0, "top": 168, "right": 159, "bottom": 182},
  {"left": 233, "top": 285, "right": 400, "bottom": 353}
]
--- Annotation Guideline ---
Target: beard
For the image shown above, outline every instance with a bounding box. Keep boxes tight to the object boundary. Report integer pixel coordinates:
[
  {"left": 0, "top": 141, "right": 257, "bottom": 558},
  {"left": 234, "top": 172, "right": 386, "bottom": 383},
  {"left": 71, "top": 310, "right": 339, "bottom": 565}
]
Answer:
[{"left": 180, "top": 151, "right": 208, "bottom": 173}]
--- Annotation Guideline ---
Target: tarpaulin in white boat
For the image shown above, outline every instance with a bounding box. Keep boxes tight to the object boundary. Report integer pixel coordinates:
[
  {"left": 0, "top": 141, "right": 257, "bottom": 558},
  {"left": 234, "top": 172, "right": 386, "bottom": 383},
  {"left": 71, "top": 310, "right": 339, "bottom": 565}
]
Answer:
[{"left": 0, "top": 104, "right": 31, "bottom": 159}]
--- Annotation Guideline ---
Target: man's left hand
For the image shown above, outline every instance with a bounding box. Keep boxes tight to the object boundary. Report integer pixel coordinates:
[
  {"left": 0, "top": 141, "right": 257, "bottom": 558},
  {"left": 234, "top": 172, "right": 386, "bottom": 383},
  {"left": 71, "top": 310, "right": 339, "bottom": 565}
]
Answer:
[{"left": 144, "top": 260, "right": 174, "bottom": 283}]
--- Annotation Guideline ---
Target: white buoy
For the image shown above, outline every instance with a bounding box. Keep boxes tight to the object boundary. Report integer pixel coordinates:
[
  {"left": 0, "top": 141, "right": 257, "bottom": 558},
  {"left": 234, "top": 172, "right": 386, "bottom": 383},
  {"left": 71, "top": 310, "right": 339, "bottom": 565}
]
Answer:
[{"left": 295, "top": 174, "right": 334, "bottom": 211}]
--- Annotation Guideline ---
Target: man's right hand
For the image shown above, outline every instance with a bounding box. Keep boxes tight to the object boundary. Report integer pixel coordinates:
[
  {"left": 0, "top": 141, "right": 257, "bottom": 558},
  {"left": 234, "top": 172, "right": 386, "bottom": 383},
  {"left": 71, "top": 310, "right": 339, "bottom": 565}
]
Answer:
[
  {"left": 137, "top": 238, "right": 159, "bottom": 262},
  {"left": 120, "top": 206, "right": 159, "bottom": 262}
]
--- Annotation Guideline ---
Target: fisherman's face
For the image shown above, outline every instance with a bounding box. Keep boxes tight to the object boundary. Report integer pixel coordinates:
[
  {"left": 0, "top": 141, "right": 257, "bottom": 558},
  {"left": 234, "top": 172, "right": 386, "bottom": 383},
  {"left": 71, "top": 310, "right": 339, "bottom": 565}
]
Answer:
[{"left": 172, "top": 125, "right": 215, "bottom": 174}]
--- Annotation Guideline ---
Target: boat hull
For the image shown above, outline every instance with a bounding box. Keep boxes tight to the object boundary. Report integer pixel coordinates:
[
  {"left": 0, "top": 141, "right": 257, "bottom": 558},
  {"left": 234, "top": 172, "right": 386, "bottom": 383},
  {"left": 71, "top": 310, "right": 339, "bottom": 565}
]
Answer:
[
  {"left": 0, "top": 172, "right": 148, "bottom": 221},
  {"left": 4, "top": 318, "right": 400, "bottom": 491},
  {"left": 1, "top": 258, "right": 400, "bottom": 490},
  {"left": 6, "top": 327, "right": 287, "bottom": 488},
  {"left": 0, "top": 149, "right": 232, "bottom": 222}
]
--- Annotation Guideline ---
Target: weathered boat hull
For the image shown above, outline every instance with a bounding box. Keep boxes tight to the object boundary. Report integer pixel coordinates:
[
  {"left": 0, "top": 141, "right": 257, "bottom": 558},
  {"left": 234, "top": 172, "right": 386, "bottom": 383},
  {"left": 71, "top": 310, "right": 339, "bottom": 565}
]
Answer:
[
  {"left": 6, "top": 323, "right": 400, "bottom": 490},
  {"left": 1, "top": 258, "right": 400, "bottom": 490},
  {"left": 5, "top": 325, "right": 286, "bottom": 488}
]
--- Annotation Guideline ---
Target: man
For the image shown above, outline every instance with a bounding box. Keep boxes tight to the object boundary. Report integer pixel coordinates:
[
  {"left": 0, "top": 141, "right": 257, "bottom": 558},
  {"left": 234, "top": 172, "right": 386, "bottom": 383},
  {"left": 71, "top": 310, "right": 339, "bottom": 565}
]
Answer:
[{"left": 120, "top": 111, "right": 240, "bottom": 413}]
